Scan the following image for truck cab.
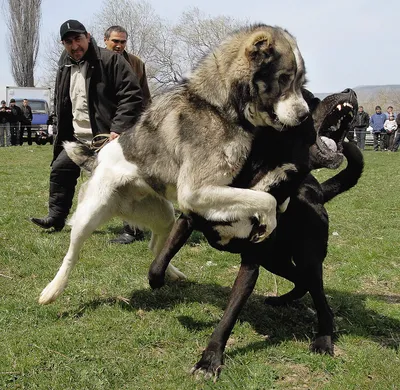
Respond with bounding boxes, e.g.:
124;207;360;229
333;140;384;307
15;98;53;145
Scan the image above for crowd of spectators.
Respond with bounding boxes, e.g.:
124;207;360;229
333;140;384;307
350;105;400;151
0;98;33;146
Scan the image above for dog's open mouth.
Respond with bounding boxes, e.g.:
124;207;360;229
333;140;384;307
310;89;358;169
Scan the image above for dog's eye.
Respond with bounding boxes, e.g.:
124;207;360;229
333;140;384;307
278;74;291;87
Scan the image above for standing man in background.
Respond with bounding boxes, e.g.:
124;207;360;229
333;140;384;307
370;105;387;151
104;25;152;244
9;99;23;146
21;99;33;145
0;100;11;147
352;105;369;150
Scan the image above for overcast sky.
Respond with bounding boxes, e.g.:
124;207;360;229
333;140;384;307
0;0;398;100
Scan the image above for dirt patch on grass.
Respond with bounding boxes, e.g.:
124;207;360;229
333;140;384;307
274;362;329;389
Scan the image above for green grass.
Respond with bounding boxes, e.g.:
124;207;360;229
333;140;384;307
0;145;399;389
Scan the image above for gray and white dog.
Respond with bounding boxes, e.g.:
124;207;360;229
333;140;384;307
39;24;309;304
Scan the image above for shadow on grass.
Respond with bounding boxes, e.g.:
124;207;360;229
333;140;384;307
62;280;400;353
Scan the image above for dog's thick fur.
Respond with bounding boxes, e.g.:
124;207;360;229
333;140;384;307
39;24;311;305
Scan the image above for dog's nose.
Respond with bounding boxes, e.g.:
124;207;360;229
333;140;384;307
341;88;357;99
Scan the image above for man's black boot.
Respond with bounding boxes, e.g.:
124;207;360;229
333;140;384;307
109;223;144;244
30;216;65;232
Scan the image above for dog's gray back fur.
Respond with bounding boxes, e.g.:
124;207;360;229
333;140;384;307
116;24;307;199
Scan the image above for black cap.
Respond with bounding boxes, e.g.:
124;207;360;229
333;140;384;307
1;100;5;104
10;98;15;103
60;19;87;40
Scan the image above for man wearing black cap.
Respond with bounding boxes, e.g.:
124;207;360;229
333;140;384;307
9;99;23;146
31;19;143;231
0;100;11;147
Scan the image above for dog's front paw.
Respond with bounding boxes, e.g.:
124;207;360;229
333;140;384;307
148;269;166;290
190;349;224;382
38;280;65;305
249;212;277;243
311;335;334;355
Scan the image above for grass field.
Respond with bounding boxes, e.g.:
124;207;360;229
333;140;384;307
0;144;399;389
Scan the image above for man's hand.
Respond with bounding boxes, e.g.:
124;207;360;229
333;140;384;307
109;131;120;140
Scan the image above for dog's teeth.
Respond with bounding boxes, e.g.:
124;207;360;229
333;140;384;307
336;104;342;111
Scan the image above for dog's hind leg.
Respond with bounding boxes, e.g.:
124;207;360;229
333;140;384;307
39;180;115;305
148;214;194;289
260;249;308;306
264;285;308;307
306;262;334;355
150;231;187;282
132;196;187;282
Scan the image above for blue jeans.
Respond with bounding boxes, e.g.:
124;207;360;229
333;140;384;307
0;122;11;147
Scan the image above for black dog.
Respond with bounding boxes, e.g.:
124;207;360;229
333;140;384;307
190;141;363;379
148;90;362;379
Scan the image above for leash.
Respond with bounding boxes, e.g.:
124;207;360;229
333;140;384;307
90;133;111;152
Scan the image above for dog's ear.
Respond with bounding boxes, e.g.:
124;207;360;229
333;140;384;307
245;32;274;63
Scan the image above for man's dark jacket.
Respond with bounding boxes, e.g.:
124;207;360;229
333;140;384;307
53;38;143;160
10;105;23;124
123;51;151;109
21;105;33;124
0;106;11;123
352;111;370;128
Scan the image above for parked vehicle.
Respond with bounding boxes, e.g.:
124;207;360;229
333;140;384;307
5;86;53;145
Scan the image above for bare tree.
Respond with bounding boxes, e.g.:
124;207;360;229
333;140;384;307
173;8;245;70
91;0;161;60
151;8;247;91
36;32;64;92
4;0;42;87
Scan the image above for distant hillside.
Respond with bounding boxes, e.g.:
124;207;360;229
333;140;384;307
315;85;400;113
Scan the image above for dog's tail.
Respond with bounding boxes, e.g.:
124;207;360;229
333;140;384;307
321;141;364;204
63;141;97;173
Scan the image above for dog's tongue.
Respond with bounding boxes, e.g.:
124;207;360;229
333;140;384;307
321;136;337;152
